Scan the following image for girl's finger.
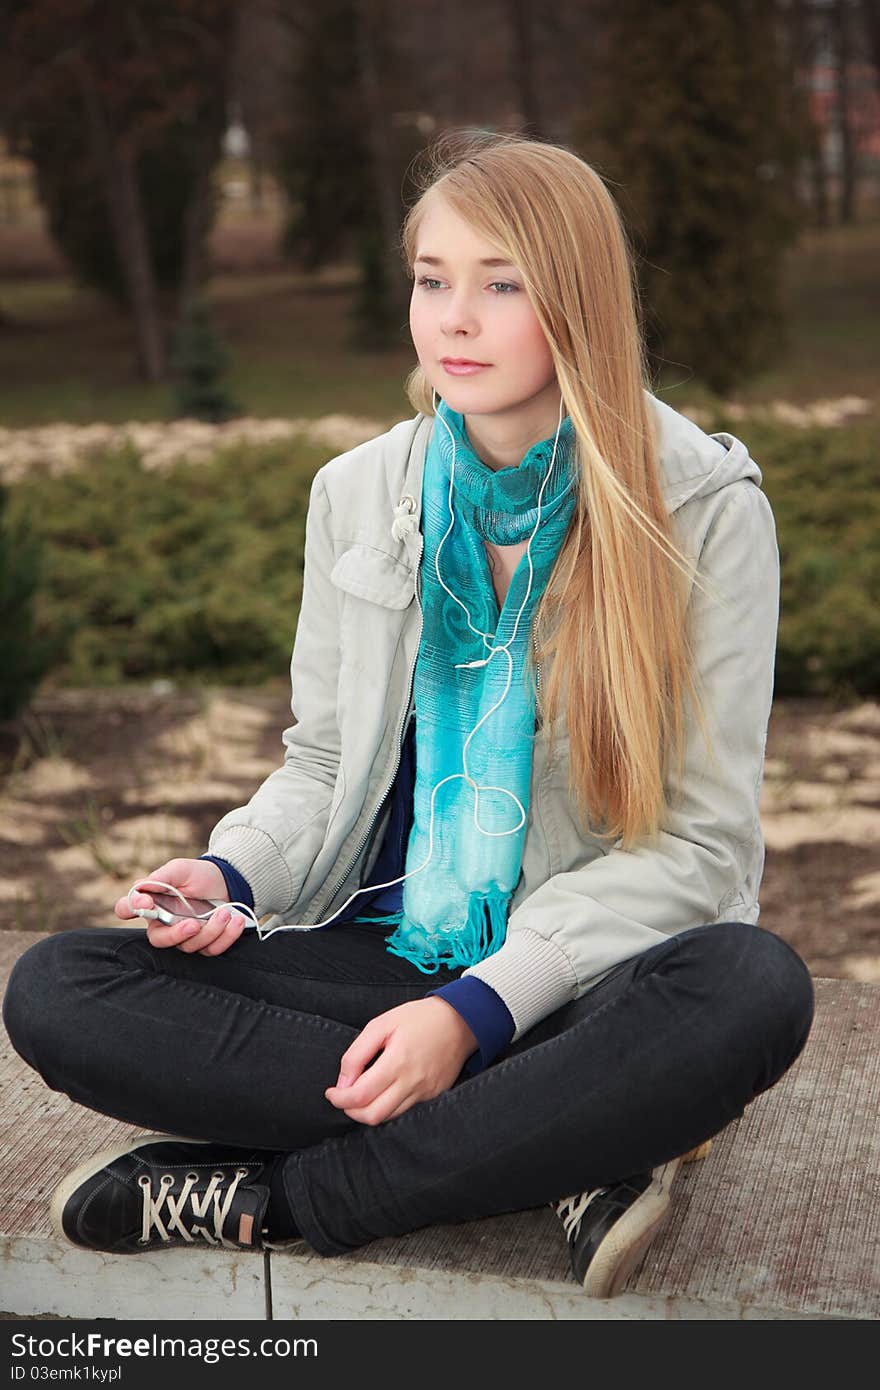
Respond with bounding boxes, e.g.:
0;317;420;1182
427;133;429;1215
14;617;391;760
176;908;232;955
197;914;246;957
115;890;153;920
383;1091;420;1123
335;1022;388;1087
343;1079;408;1127
146;918;201;950
327;1051;398;1111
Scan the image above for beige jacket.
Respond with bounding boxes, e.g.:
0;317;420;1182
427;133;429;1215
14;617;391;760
208;395;780;1041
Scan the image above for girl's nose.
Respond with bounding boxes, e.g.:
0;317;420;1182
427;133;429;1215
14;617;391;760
439;294;480;337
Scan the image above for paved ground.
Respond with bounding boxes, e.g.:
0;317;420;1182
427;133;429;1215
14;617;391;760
1;688;877;980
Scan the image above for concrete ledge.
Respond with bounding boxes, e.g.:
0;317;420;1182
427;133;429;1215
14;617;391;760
4;1236;267;1321
1;932;877;1320
264;1230;823;1321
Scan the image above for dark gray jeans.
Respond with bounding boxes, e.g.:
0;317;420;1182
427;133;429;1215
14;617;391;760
2;919;814;1255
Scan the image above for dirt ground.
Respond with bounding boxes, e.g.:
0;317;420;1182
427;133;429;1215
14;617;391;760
0;687;878;981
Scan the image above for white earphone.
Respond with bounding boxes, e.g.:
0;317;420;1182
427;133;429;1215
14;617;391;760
130;391;566;941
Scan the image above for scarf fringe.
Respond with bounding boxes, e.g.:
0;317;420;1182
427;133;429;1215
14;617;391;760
374;891;510;975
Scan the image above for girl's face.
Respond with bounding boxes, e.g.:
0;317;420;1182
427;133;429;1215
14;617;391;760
409;194;558;428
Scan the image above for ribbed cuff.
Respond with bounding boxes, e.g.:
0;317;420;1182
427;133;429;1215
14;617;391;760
205;826;297;919
463;927;578;1040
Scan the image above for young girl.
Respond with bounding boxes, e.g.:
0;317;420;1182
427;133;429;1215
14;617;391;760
3;131;814;1300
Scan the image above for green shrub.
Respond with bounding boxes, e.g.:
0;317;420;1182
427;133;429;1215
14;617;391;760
0;484;58;718
172;298;240;422
9;439;324;686
8;421;878;698
710;415;879;698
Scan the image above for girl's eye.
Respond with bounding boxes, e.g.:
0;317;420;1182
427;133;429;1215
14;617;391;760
414;276;518;294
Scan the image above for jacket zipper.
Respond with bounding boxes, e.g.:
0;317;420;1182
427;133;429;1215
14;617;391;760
299;536;425;925
533;631;542;728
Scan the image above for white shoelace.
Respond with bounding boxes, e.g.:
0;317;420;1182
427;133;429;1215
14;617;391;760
137;1167;250;1248
554;1188;609;1244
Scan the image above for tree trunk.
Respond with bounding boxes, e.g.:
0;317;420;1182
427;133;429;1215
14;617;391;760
831;0;858;223
788;0;831;225
179;124;222;321
76;64;166;381
808;117;832;227
859;0;880;93
506;0;544;136
353;0;409;322
106;146;168;380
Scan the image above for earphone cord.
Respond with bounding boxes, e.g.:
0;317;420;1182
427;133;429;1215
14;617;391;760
126;880;261;931
126;392;567;944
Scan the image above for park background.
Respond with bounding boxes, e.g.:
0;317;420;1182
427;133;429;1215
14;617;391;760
0;0;877;983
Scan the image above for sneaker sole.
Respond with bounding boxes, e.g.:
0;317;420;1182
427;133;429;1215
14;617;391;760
50;1132;209;1246
580;1158;681;1299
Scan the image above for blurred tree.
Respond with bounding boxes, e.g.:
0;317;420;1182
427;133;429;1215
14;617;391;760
274;0;371;270
578;0;811;396
353;0;413;327
0;487;57;722
783;0;833;226
862;0;880;83
831;0;880;224
504;0;546;136
832;0;859;222
25;111;220;315
350;221;400;348
171;295;239;421
0;0;240;381
229;0;293;214
778;0;875;224
273;0;415;347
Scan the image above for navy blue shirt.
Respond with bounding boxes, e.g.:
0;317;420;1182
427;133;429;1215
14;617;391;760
201;712;515;1076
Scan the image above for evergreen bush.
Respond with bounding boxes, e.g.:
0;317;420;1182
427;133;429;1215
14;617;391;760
350;223;399;350
713;414;879;699
171;298;240;423
10;439;319;686
0;485;58;719
8;423;877;698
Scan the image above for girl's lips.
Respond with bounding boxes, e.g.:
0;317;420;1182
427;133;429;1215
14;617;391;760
441;361;491;376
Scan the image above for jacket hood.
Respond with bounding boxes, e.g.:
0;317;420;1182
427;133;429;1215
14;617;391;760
648;393;762;514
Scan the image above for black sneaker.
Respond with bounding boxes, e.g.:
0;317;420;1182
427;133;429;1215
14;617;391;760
51;1135;284;1255
553;1158;681;1298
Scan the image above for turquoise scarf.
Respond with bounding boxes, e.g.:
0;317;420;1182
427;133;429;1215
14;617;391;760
360;398;578;972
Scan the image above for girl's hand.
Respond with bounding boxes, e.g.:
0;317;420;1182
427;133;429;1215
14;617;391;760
114;858;246;956
324;998;479;1126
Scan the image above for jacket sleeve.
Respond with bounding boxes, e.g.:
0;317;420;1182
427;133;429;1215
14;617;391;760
462;480;781;1041
206;470;343;917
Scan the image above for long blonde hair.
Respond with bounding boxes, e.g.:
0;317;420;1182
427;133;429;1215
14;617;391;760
400;130;714;850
